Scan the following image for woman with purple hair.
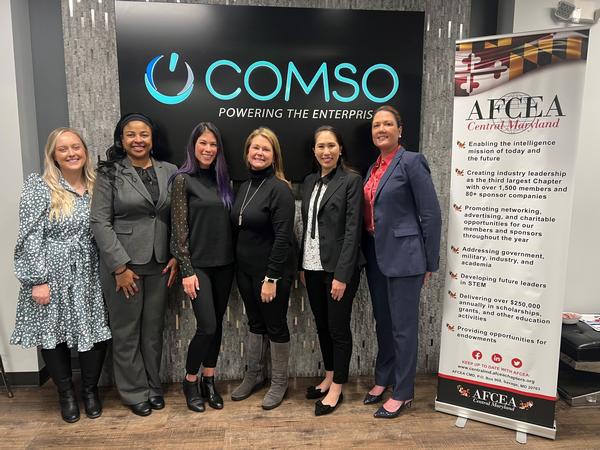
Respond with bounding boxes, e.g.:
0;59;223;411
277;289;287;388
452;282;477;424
170;122;234;412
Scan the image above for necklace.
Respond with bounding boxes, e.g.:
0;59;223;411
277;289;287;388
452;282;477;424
238;178;267;226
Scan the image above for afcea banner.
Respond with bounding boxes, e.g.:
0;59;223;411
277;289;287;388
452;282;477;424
115;2;424;181
436;28;589;439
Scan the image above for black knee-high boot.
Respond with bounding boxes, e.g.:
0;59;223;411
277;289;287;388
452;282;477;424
78;341;108;419
41;343;80;423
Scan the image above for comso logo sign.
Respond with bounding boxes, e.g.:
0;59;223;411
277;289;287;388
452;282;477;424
144;52;400;105
145;52;194;105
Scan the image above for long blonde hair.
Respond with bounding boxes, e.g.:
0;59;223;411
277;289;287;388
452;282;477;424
42;127;96;220
244;127;290;187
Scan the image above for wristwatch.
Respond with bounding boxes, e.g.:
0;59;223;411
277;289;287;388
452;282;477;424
263;276;279;285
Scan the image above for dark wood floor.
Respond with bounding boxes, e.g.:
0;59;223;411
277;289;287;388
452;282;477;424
0;374;597;449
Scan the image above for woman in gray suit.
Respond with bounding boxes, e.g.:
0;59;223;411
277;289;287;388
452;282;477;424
91;113;178;417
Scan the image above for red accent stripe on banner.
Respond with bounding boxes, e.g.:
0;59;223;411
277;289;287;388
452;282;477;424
438;373;557;401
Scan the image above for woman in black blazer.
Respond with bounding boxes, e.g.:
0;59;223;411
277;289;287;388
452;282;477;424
300;126;363;416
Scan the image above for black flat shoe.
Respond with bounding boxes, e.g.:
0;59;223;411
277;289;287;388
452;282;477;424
373;401;412;419
200;376;224;410
306;385;329;400
315;393;343;416
129;401;152;417
363;391;384;405
149;396;165;410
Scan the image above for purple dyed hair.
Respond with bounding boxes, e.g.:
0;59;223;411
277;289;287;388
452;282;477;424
170;122;233;209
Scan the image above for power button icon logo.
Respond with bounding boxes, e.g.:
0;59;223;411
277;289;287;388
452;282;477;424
144;52;194;105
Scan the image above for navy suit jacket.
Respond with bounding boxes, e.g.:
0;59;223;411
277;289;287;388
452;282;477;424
365;148;442;278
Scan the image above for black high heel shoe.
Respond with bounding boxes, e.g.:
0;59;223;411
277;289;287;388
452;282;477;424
363;390;385;405
373;400;412;419
315;393;343;416
306;385;329;400
200;375;224;410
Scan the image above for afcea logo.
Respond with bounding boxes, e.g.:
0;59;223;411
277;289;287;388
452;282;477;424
144;52;400;105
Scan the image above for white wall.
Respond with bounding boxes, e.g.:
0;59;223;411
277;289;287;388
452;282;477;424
499;0;600;313
0;0;41;373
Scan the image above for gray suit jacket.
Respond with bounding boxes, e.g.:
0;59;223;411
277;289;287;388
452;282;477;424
364;148;441;278
90;157;177;273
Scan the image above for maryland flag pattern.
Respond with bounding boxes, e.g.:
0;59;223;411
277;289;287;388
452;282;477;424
455;30;589;97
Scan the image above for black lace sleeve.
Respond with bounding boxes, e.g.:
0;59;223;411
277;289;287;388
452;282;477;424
170;174;195;278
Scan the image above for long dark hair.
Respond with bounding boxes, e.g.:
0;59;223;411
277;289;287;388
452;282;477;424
170;122;233;209
312;125;357;174
97;112;166;179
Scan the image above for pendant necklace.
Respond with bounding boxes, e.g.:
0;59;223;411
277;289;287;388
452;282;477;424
238;178;267;226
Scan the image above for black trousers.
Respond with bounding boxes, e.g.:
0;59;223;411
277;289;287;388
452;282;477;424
236;271;291;343
304;270;360;384
186;264;234;374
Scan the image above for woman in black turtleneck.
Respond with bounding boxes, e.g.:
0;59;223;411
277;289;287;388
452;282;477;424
170;122;235;413
230;127;296;410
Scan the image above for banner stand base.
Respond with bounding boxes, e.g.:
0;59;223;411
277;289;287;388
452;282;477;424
435;399;557;440
455;416;467;428
454;416;529;443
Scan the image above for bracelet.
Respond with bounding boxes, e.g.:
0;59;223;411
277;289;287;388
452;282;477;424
114;267;128;276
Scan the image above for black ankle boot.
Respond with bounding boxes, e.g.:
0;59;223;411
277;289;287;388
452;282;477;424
58;388;81;423
183;378;205;413
200;376;224;410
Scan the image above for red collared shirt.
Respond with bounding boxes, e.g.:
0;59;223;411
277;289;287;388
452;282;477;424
363;147;400;234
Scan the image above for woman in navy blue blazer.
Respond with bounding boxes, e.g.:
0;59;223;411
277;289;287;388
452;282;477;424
362;105;442;418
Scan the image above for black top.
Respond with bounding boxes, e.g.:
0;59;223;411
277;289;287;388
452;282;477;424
134;166;159;204
231;166;296;279
171;170;234;277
